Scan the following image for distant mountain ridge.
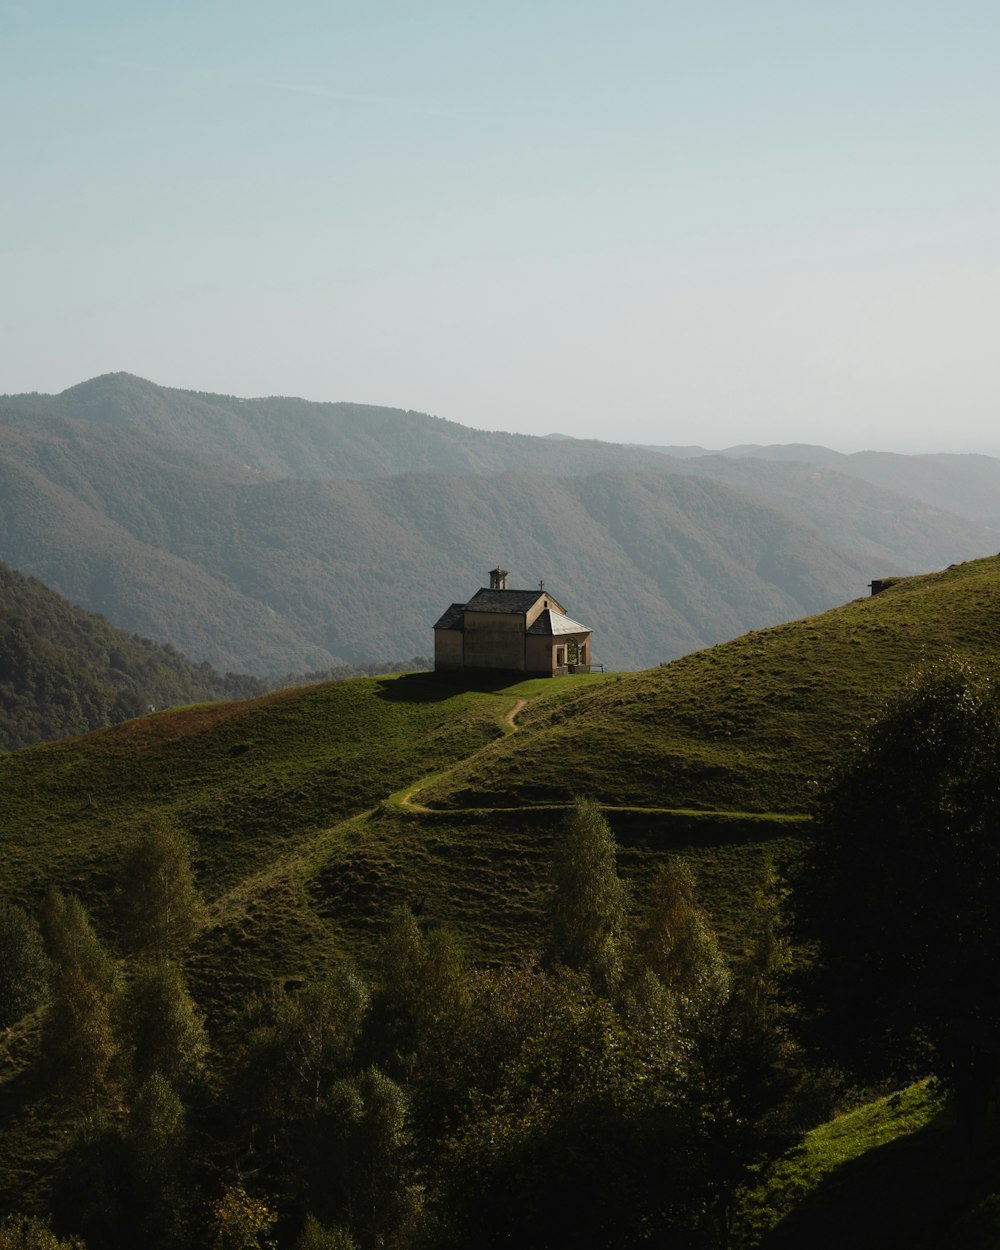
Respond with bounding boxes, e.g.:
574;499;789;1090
640;441;1000;530
2;373;998;673
8;372;663;480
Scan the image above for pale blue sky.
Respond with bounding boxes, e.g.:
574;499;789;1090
3;1;998;451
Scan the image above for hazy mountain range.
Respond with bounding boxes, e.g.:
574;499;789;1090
1;372;997;674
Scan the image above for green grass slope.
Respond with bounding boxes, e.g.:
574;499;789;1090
420;555;1000;815
743;1080;1000;1250
0;673;525;909
3;556;999;1020
4;557;1000;997
0;673;583;1012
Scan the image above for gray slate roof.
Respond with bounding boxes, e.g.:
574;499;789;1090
433;603;466;631
526;609;591;636
435;588;587;634
464;588;545;614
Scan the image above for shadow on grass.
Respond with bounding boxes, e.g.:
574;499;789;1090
373;670;530;704
760;1112;998;1250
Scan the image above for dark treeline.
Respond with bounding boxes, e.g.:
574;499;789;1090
1;805;810;1250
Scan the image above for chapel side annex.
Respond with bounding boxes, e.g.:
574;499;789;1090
433;566;592;677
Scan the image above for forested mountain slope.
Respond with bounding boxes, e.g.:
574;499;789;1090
6;372;660;479
0;405;876;671
2;374;998;673
0;561;263;750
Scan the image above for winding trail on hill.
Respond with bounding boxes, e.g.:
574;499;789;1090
208;696;534;930
396;695;529;814
503;697;528;729
207;700;535;935
205;689;805;935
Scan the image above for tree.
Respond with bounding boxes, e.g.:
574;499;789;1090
116;824;206;958
365;907;470;1086
681;870;798;1249
126;1073;192;1249
622;859;795;1249
236;962;369;1150
435;971;695;1250
116;960;208;1090
40;892;119;1107
789;660;1000;1141
316;1067;419;1249
268;967;369;1109
294;1216;356;1250
0;1216;85;1249
40;889;117;993
45;966;118;1107
544;798;628;997
0;902;51;1028
629;858;729;1010
210;1185;277;1250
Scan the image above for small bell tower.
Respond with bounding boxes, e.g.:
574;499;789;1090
489;565;509;590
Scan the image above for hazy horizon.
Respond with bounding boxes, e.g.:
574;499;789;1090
4;3;998;457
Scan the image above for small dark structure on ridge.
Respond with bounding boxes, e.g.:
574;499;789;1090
434;566;593;676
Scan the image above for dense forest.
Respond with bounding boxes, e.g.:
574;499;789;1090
0;807;797;1249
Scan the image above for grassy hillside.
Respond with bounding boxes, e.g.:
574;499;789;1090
0;674;595;1011
6;555;996;1017
2;563;1000;1244
0;653;800;1026
419;555;1000;814
0;674;524;908
740;1079;1000;1249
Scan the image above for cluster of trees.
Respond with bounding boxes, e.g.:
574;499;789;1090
3;659;1000;1247
1;805;802;1250
788;660;1000;1145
